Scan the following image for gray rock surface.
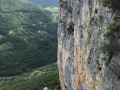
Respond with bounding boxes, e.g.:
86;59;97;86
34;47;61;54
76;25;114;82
57;0;120;90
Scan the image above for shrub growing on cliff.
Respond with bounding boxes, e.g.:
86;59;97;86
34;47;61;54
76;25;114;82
104;43;120;52
100;22;120;65
100;0;120;11
100;0;120;54
102;22;120;43
106;22;120;34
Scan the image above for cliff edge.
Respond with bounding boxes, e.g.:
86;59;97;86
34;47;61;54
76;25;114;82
57;0;120;90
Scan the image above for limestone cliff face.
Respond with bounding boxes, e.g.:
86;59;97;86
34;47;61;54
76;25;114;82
57;0;120;90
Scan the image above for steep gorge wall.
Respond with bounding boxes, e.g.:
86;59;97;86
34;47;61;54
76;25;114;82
57;0;120;90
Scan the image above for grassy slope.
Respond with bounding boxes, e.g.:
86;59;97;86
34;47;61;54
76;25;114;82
0;63;61;90
0;0;58;76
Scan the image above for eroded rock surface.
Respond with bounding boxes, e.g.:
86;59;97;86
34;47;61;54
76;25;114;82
57;0;120;90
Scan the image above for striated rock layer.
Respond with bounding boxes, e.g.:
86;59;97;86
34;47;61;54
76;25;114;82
57;0;120;90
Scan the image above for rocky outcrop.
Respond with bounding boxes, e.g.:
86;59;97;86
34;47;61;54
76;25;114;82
57;0;120;90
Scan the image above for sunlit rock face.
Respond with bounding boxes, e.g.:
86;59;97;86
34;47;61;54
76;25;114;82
57;0;120;90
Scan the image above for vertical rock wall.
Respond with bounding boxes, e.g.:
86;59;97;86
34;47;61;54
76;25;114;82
57;0;120;90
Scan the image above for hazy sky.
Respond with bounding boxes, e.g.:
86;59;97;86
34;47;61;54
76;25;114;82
28;0;58;6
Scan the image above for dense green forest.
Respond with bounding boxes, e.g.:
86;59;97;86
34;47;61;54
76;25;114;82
0;63;61;90
0;0;58;76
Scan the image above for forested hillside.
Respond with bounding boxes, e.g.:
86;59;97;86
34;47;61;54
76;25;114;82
0;0;58;76
0;63;61;90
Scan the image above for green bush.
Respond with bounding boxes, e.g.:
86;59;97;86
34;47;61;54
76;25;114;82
101;21;120;53
102;42;120;53
100;0;120;11
101;21;120;66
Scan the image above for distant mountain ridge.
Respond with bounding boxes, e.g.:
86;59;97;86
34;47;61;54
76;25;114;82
28;0;58;7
